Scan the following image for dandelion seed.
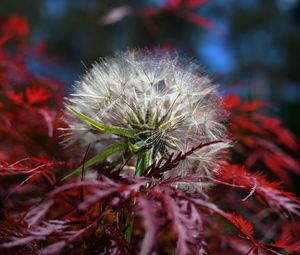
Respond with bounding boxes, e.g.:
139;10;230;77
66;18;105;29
61;50;230;177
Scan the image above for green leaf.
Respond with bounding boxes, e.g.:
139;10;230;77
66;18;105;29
61;143;125;181
128;140;145;153
135;148;153;176
67;106;135;138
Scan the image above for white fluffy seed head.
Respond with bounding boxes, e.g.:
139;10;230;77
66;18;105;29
61;50;230;176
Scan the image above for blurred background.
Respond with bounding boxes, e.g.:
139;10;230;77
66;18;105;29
1;0;300;138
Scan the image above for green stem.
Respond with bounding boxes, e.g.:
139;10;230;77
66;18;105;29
125;148;153;242
124;211;134;242
135;148;153;176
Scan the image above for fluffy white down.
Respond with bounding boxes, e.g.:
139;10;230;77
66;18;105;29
61;50;230;176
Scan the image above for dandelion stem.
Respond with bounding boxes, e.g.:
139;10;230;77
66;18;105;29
135;148;153;176
125;148;153;242
124;211;134;242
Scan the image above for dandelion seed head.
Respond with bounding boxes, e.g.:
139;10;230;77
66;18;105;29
61;50;230;176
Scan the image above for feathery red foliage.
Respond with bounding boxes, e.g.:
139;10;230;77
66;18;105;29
0;14;299;255
225;93;300;181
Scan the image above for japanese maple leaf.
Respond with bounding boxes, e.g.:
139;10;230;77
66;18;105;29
1;14;29;37
25;87;52;104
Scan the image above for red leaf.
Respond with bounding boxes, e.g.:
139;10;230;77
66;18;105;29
183;12;215;30
263;154;290;180
38;109;56;137
138;195;159;255
35;40;49;53
275;128;298;151
168;0;182;8
1;15;29;38
186;0;209;8
25;86;52;104
0;236;43;249
251;114;281;127
5;91;23;104
266;238;300;253
234;116;266;135
229;214;254;237
141;7;162;17
24;201;54;226
40;241;66;255
240;100;270;112
221;165;300;217
0;33;12;46
158;191;206;255
224;93;240;108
